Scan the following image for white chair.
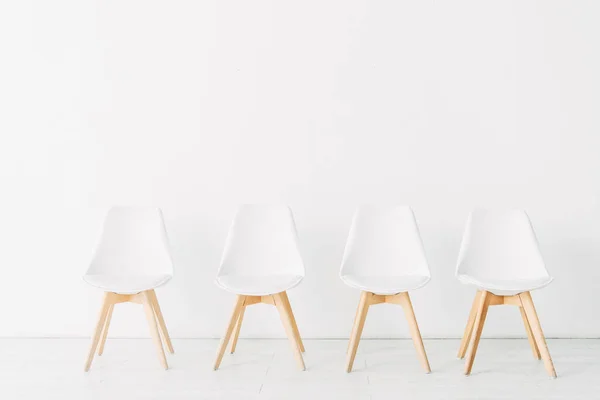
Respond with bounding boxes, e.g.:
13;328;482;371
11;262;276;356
341;205;432;373
83;207;174;371
214;205;306;370
456;209;556;378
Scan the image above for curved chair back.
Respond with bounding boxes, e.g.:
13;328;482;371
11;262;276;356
217;205;305;278
456;209;550;281
86;207;174;277
340;205;430;278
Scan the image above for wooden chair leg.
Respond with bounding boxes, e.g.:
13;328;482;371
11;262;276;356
274;293;305;371
84;292;113;371
464;291;490;375
347;298;362;354
97;304;114;356
520;306;541;360
214;295;246;370
346;291;370;373
229;306;245;354
398;292;431;373
519;292;557;378
148;290;174;354
280;291;305;353
458;290;481;359
141;291;168;370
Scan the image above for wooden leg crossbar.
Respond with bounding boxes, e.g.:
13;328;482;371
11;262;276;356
84;289;174;372
346;291;431;373
214;291;305;371
458;290;556;378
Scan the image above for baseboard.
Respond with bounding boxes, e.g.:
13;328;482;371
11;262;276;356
0;335;598;340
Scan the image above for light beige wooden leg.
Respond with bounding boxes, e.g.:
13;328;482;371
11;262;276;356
274;292;305;370
346;291;370;373
214;295;246;370
229;306;245;354
280;291;305;353
458;290;481;359
398;292;431;373
141;291;168;370
347;298;362;354
97;304;114;356
520;306;541;360
148;290;174;354
464;290;490;375
519;292;557;378
84;292;113;371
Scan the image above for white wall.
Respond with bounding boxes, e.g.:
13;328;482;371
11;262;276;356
1;0;599;339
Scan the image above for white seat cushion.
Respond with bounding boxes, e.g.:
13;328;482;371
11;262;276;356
83;274;172;294
457;274;553;296
340;274;430;295
215;274;303;296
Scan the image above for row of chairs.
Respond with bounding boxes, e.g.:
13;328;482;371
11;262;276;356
83;205;556;378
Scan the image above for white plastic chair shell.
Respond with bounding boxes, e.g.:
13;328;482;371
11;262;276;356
215;205;305;296
83;207;174;294
340;205;431;295
456;209;553;296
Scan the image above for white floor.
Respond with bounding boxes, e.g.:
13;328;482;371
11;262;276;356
0;338;597;399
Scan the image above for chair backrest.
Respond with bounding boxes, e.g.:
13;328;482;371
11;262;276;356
340;205;430;277
456;209;550;281
217;205;305;277
86;207;174;276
